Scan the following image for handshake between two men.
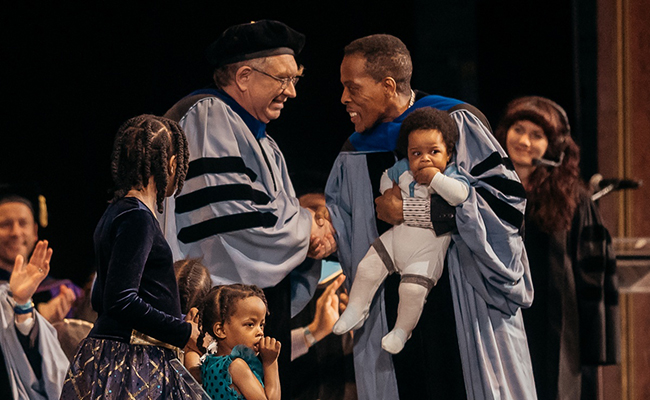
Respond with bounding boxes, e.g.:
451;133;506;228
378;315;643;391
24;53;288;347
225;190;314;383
300;193;337;260
300;185;407;260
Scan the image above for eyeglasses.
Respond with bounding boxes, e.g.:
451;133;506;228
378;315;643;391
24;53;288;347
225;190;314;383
250;67;302;91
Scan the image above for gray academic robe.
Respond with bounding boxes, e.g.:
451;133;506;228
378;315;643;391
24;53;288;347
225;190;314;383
0;283;68;400
161;89;319;316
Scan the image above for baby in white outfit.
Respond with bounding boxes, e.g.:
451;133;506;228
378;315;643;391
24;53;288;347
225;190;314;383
332;107;469;354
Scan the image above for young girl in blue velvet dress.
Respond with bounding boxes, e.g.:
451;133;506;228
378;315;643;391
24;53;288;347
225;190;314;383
193;284;281;400
60;114;200;399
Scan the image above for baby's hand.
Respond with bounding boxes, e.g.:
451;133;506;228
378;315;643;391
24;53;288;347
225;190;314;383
414;166;440;185
258;336;281;366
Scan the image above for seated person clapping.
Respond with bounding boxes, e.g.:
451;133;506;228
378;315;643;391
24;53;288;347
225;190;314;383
0;183;80;325
0;239;69;399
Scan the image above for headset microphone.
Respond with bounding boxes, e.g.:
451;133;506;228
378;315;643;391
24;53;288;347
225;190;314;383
532;153;564;168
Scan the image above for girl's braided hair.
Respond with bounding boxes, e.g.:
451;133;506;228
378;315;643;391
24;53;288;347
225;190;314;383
110;114;189;213
174;258;212;315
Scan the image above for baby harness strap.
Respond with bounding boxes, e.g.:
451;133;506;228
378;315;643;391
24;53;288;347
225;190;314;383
371;238;437;291
401;274;436;291
371;238;398;274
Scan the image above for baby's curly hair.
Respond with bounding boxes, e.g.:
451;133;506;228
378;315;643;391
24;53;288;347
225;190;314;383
196;284;268;353
110;114;189;213
395;107;458;159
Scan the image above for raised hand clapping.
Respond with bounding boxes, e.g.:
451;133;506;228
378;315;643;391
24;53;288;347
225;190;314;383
10;240;52;305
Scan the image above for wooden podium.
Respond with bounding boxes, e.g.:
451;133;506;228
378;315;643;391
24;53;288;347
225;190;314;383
612;238;650;400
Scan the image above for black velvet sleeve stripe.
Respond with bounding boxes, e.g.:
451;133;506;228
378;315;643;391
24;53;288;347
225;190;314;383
186;157;258;181
469;152;515;176
479;176;527;199
177;212;278;243
175;184;272;214
475;187;524;230
503;157;515;170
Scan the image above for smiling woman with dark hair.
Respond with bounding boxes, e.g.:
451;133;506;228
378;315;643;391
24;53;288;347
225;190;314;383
495;96;620;400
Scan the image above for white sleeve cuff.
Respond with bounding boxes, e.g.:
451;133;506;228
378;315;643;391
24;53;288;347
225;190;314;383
429;173;469;206
15;316;35;335
291;328;309;361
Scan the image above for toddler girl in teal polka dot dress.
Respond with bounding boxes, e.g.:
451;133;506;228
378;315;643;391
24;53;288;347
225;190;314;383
193;284;281;400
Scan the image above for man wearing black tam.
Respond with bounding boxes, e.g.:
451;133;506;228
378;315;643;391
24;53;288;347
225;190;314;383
161;20;336;399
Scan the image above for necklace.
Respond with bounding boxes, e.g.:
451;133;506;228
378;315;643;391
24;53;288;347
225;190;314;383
408;90;415;108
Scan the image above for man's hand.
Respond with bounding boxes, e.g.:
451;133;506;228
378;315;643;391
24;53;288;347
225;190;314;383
413;166;440;186
37;284;76;324
10;240;52;305
312;205;331;228
307;210;337;259
300;193;337;259
308;274;346;342
375;184;404;225
300;193;331;227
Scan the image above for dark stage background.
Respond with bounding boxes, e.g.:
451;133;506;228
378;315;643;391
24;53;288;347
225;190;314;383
1;1;596;285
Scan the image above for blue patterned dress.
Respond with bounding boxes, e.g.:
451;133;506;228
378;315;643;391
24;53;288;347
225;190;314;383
201;345;263;400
